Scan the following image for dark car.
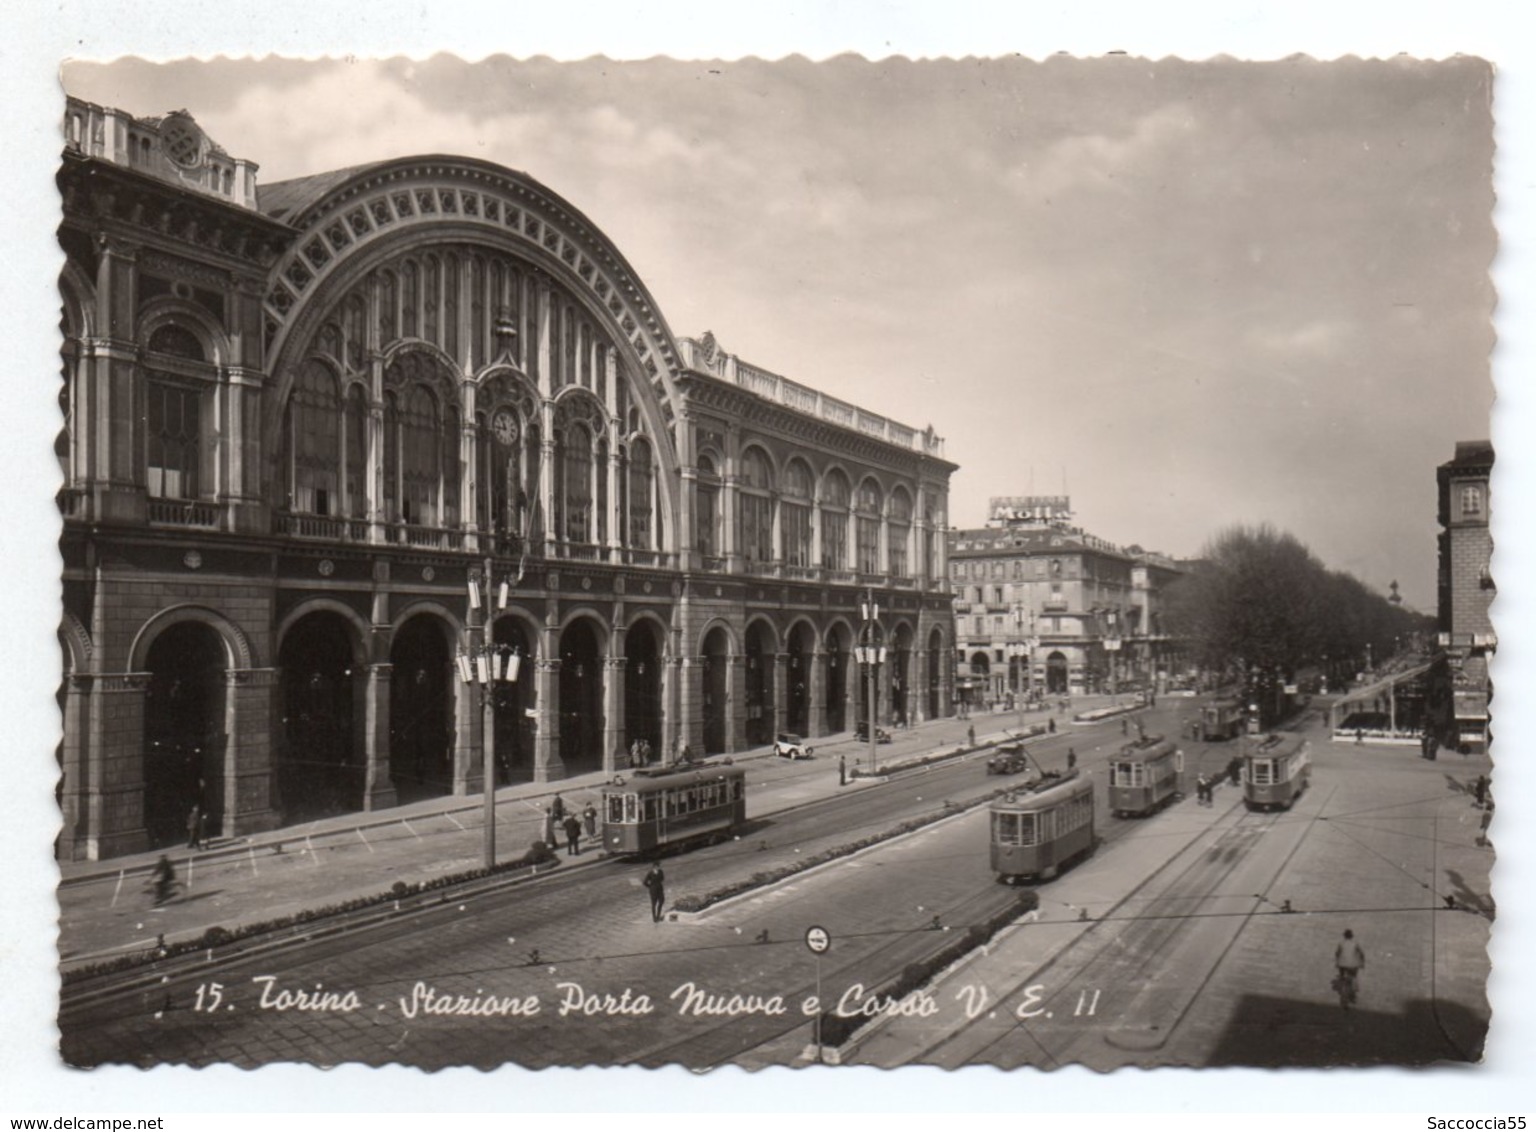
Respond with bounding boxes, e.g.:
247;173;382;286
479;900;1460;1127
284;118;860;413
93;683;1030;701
855;721;893;744
987;744;1030;775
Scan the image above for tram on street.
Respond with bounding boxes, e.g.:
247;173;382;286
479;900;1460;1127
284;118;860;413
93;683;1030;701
601;761;748;856
1107;735;1182;817
1242;733;1311;811
990;770;1096;883
1197;696;1246;741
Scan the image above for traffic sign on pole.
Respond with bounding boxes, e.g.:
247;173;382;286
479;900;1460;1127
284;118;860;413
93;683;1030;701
804;925;831;954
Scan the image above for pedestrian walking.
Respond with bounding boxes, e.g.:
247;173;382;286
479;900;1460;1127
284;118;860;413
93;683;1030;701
838;754;847;787
1478;798;1495;846
643;862;666;922
641;739;653;765
550;793;566;823
542;805;556;848
583;801;598;839
1047;718;1056;735
149;854;176;907
1355;728;1364;745
1228;757;1242;787
1473;775;1488;807
967;724;976;748
562;814;582;856
1067;747;1077;771
630;739;643;769
1196;773;1210;806
185;802;203;850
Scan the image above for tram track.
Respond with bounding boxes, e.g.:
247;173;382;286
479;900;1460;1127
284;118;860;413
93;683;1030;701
894;785;1319;1068
59;742;1013;1017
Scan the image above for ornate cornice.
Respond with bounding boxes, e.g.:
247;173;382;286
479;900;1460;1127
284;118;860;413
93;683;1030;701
59;153;293;273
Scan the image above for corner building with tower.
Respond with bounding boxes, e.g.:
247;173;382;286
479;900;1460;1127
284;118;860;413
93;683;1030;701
56;100;957;860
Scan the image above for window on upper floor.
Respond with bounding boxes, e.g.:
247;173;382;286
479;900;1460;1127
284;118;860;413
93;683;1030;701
1461;485;1484;517
146;380;202;500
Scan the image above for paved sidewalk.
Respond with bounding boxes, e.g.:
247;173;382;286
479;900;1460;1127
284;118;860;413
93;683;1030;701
58;711;1060;969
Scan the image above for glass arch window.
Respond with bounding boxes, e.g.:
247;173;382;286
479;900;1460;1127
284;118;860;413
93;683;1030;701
695;452;720;559
888;486;913;578
561;422;594;545
739;446;774;567
781;459;813;568
820;469;851;570
289;361;341;516
399;385;440;526
627;437;653;549
855;478;884;575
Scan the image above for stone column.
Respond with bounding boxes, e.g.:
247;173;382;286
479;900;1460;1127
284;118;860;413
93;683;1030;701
729;651;748;753
808;648;828;738
362;662;398;810
675;654;699;760
223;667;281;839
57;673;93;861
87;672;152;859
533;656;565;781
772;651;789;744
603;654;627;774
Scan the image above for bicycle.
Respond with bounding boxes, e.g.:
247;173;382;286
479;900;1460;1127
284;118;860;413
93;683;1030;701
1334;966;1359;1009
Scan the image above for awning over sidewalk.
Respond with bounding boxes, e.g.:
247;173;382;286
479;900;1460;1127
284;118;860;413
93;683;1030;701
1329;662;1434;734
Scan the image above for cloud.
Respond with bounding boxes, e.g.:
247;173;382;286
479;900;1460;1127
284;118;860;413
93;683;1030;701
1006;103;1196;199
1247;319;1355;355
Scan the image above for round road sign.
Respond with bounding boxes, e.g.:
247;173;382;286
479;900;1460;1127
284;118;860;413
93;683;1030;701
804;925;831;954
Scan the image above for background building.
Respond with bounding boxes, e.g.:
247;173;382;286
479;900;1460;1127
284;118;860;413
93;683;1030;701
56;99;956;860
1436;439;1495;751
946;497;1184;705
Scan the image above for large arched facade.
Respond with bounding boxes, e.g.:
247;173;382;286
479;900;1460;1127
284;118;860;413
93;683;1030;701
55;101;958;860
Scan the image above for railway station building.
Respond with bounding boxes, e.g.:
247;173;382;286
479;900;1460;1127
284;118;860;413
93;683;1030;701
55;99;958;860
946;497;1185;705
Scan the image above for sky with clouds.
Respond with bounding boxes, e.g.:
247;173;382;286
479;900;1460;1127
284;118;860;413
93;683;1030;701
63;55;1494;609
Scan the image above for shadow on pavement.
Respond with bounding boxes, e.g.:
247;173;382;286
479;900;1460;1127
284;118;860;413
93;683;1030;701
1205;992;1487;1067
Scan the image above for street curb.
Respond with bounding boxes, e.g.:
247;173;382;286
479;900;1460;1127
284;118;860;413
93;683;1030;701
669;789;998;923
57;747;786;889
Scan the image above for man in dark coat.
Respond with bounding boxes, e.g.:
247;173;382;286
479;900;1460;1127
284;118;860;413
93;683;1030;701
643;863;666;922
562;813;582;856
186;803;203;850
550;793;566;822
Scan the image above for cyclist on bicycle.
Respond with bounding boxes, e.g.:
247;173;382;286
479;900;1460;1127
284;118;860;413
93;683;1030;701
1335;929;1366;1006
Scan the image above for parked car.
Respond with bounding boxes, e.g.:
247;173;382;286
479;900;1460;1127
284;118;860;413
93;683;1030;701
987;744;1031;775
854;721;893;744
773;733;815;760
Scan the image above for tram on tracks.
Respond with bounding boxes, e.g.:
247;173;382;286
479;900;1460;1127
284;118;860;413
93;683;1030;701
1197;696;1246;741
1107;735;1182;817
600;761;748;856
990;770;1096;883
1242;733;1311;811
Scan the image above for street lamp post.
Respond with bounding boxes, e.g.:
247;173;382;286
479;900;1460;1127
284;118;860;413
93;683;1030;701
457;557;520;869
857;591;886;775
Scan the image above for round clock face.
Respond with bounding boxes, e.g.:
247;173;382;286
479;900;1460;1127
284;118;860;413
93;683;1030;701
492;410;518;446
161;115;204;169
